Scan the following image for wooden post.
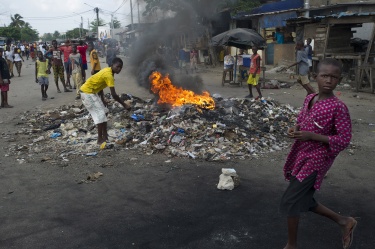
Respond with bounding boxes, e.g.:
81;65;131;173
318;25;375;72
358;22;375;90
322;23;331;59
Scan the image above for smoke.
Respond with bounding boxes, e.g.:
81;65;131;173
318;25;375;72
129;0;222;94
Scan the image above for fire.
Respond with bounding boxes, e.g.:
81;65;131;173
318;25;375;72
149;71;215;109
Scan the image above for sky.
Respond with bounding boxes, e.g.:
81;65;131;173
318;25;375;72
0;0;144;35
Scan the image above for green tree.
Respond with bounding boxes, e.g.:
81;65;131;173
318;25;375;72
0;27;20;40
9;14;26;28
110;17;121;29
53;31;61;39
89;18;106;32
21;27;39;42
65;28;88;39
41;33;54;42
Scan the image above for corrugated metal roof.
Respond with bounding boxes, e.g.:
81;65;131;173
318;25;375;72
233;0;304;19
287;11;375;23
316;11;375;19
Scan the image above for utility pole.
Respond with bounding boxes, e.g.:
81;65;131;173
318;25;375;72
111;14;114;38
88;18;90;30
79;22;81;38
81;16;83;38
137;0;140;24
130;0;134;31
95;7;100;40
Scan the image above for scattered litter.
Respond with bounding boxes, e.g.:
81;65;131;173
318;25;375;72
5;94;299;162
86;152;98;156
86;172;103;181
50;132;61;139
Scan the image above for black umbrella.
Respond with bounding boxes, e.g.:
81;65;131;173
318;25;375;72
211;28;266;49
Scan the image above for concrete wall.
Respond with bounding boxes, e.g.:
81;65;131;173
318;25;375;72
273;44;295;66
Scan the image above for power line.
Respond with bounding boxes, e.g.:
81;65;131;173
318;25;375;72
21;10;92;21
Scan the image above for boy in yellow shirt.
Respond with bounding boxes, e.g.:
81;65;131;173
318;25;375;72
80;57;131;144
35;51;51;100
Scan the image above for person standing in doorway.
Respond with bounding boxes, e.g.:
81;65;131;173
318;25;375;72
274;27;285;44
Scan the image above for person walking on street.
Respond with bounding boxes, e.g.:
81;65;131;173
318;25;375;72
13;47;24;77
30;43;36;61
0;48;13;108
59;40;74;89
88;42;101;75
280;58;357;249
49;40;71;93
4;46;14;78
80;58;131;145
35;51;51;101
190;47;198;73
25;44;30;60
106;44;117;67
77;40;88;81
69;45;83;99
287;41;315;95
246;46;262;99
305;38;313;80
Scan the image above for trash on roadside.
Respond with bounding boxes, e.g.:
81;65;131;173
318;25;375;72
86;152;98;156
50;132;62;139
5;94;300;163
87;172;103;181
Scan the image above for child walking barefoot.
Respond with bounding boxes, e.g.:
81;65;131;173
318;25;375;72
35;51;51;100
246;46;262;99
280;58;357;249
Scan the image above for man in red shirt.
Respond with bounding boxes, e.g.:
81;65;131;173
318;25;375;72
77;40;88;81
246;46;262;99
59;40;73;88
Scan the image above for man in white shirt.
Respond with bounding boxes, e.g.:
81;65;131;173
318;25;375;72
20;44;25;56
4;46;14;78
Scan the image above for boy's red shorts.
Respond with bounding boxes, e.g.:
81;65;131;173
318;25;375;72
0;83;10;92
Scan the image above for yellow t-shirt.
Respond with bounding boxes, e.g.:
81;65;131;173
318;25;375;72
80;67;115;94
37;59;49;77
90;49;101;71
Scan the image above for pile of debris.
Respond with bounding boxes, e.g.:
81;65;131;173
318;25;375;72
4;94;299;162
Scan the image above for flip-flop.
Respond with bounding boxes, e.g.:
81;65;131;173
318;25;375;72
342;220;357;249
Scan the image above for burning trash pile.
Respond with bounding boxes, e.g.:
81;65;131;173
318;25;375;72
4;72;299;163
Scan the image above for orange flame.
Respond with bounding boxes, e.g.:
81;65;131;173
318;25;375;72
149;71;215;109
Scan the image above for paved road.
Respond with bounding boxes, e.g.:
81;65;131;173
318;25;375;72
0;56;374;249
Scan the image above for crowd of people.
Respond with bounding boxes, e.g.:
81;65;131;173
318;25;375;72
0;38;125;109
0;38;128;146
